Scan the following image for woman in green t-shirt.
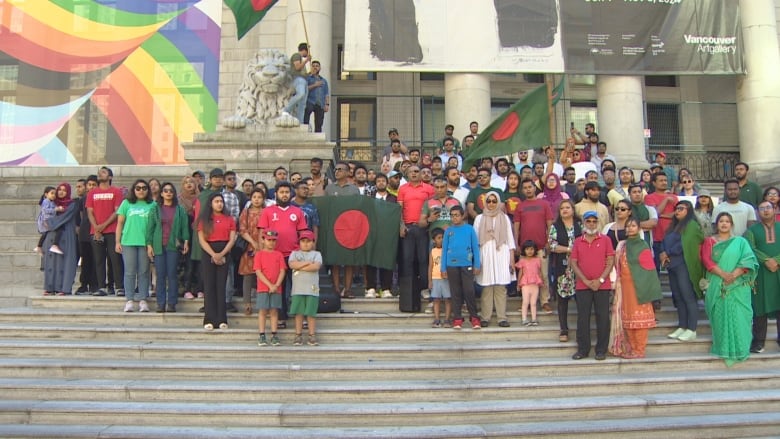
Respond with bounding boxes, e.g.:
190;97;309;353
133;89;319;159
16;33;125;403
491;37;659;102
116;179;156;313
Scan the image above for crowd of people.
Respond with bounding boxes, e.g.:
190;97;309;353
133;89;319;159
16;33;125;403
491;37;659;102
34;121;780;362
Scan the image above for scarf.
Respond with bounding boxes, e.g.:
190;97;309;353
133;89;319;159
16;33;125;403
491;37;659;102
178;176;199;217
631;202;652;247
478;191;510;250
541;174;564;213
680;219;705;298
55;182;73;209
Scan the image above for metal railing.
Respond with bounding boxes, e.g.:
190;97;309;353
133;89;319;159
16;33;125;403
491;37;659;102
646;150;740;182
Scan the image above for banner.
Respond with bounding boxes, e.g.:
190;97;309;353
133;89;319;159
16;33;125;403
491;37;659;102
343;0;742;75
311;196;401;270
560;0;743;74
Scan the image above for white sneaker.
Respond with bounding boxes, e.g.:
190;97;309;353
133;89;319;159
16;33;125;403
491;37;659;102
380;289;393;299
49;245;64;255
677;329;697;341
280;110;292;118
667;328;685;339
138;300;150;313
364;288;376;298
123;301;134;312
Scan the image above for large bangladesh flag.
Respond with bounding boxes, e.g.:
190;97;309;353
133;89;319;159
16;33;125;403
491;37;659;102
312;196;401;270
225;0;279;40
462;84;551;170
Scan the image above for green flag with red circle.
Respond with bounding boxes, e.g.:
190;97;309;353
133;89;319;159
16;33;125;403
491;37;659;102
462;84;551;170
311;195;401;270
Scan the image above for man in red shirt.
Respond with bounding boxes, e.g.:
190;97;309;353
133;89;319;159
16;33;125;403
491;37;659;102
570;211;615;361
258;182;308;325
86;166;124;296
397;165;434;312
643;173;677;273
513;179;554;313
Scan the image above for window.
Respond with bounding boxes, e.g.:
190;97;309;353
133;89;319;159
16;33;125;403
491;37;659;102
645;76;677;87
337;98;376;161
421;97;444;147
646;103;680;149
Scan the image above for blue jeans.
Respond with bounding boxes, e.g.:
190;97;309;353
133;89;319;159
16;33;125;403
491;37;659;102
284;76;308;122
154;249;179;307
122;245;149;301
667;263;698;330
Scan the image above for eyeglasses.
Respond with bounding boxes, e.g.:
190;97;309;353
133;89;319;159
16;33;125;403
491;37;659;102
486;199;498;204
162;188;174;193
614;207;629;212
478;174;490;179
584;219;598;223
767;192;779;197
675;206;687;211
758;206;775;211
134;186;148;191
335;167;348;171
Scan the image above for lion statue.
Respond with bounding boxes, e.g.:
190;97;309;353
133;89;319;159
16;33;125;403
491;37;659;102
222;49;300;129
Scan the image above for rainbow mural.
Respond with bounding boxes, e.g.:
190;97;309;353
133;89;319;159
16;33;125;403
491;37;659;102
0;0;222;165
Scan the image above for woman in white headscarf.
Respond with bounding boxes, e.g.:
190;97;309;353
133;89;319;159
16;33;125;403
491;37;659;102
474;190;516;327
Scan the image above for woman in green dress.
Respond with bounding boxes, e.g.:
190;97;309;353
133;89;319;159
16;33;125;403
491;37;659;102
701;212;758;367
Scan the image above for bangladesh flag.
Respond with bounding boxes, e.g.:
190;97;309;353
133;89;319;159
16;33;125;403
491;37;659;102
462;84;551;170
311;196;401;270
551;78;565;106
225;0;278;40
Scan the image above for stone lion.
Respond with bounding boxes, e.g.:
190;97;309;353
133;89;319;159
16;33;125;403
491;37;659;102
222;49;299;129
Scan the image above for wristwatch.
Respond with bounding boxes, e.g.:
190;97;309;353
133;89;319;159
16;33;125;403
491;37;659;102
598;277;605;283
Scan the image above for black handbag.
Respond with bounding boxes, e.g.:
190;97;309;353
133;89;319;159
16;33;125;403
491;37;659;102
318;291;341;313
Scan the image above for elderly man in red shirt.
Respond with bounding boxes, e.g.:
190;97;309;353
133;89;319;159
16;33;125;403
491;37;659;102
397;165;434;312
570;211;615;361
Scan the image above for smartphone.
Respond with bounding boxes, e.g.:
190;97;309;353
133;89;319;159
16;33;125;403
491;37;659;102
570;122;575;129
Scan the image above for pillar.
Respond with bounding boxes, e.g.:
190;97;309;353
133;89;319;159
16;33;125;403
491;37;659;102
736;0;780;184
286;0;333;137
596;75;648;170
444;73;491;144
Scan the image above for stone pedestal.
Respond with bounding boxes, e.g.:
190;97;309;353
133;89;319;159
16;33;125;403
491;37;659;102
183;126;335;180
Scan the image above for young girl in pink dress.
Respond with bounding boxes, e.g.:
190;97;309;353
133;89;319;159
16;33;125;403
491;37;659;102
516;240;545;326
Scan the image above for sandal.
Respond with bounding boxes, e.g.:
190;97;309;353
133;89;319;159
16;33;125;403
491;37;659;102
244;304;252;316
340;288;355;299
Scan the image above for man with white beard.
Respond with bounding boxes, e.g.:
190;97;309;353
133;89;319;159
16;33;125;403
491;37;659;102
570;211;615;361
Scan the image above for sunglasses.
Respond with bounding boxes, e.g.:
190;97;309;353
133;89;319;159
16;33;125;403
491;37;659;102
134;186;148;191
335;167;348;171
162;188;174;193
478;174;490;178
614;207;629;212
485;199;498;204
682;180;692;184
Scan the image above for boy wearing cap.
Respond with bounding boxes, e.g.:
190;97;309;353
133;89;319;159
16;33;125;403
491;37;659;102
254;230;287;347
288;230;323;346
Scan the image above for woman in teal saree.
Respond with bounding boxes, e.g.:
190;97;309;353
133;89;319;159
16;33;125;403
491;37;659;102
701;212;758;367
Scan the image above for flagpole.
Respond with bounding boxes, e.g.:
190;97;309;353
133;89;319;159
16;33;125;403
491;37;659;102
299;0;312;61
546;75;556;148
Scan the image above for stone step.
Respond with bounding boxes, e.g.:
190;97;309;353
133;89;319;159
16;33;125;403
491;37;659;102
0;335;724;362
0;307;708;332
3;368;778;403
28;294;679;316
1;411;779;438
1;352;778;382
2;389;779;428
0;320;716;344
0;237;40;253
0;220;36;238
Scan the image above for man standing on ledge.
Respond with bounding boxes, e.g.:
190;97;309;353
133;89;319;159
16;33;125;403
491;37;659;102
304;60;329;133
281;42;309;123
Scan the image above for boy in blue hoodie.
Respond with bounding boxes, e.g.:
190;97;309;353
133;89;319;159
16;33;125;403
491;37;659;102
441;205;481;330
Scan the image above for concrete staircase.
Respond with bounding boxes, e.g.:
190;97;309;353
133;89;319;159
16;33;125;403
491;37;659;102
0;295;779;438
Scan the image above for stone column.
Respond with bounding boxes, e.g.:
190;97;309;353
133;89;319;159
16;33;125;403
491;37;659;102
286;0;333;136
596;75;648;169
736;0;780;184
444;73;491;144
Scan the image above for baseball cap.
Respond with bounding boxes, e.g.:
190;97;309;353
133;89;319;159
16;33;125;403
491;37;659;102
582;211;599;220
299;230;316;242
650;162;663;169
655;152;667;158
192;170;205;179
698;189;711;198
262;230;279;240
387;170;401;178
210;168;224;178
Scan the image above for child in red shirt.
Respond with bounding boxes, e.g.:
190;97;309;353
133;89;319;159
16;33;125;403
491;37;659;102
254;230;287;346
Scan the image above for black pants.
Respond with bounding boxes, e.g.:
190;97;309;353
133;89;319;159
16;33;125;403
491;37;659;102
575;289;610;356
558;296;573;333
92;233;124;290
303;103;325;133
78;240;97;291
752;313;780;348
201;241;228;327
447;267;477;321
367;265;393;291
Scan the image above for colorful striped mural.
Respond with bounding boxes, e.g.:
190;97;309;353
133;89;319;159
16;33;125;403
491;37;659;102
0;0;222;165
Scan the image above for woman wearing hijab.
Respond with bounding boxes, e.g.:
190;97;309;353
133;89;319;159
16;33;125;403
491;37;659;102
537;173;569;219
178;175;201;299
42;183;80;296
474;191;516;327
